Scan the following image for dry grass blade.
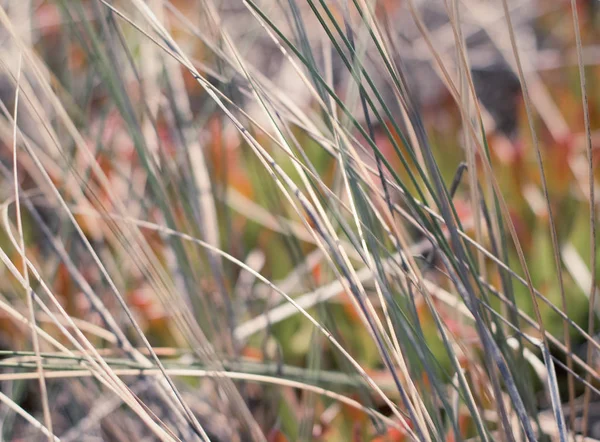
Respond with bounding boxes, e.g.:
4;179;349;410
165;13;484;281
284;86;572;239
10;53;54;441
569;0;598;437
498;0;576;434
0;1;598;441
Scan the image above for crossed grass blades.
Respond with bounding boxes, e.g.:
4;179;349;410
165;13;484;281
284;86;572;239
0;0;598;441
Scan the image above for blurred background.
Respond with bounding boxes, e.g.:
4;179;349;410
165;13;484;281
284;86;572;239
0;0;599;441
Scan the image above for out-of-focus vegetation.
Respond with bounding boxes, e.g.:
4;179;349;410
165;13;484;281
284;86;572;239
0;0;599;440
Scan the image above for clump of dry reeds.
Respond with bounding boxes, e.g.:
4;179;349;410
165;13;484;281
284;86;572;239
0;0;598;441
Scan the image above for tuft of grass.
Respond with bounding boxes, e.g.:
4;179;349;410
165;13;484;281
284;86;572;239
0;0;598;441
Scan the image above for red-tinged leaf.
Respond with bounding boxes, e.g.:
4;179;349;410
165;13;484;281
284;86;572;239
311;262;322;285
544;132;574;197
444;317;478;342
36;4;62;36
445;412;472;441
340;291;362;323
241;346;264;361
267;428;289;442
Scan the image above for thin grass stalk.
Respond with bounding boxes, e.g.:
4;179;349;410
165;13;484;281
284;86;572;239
569;0;598;438
9;53;55;442
498;1;577;437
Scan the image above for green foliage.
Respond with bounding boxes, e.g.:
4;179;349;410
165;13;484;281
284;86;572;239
0;1;598;441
